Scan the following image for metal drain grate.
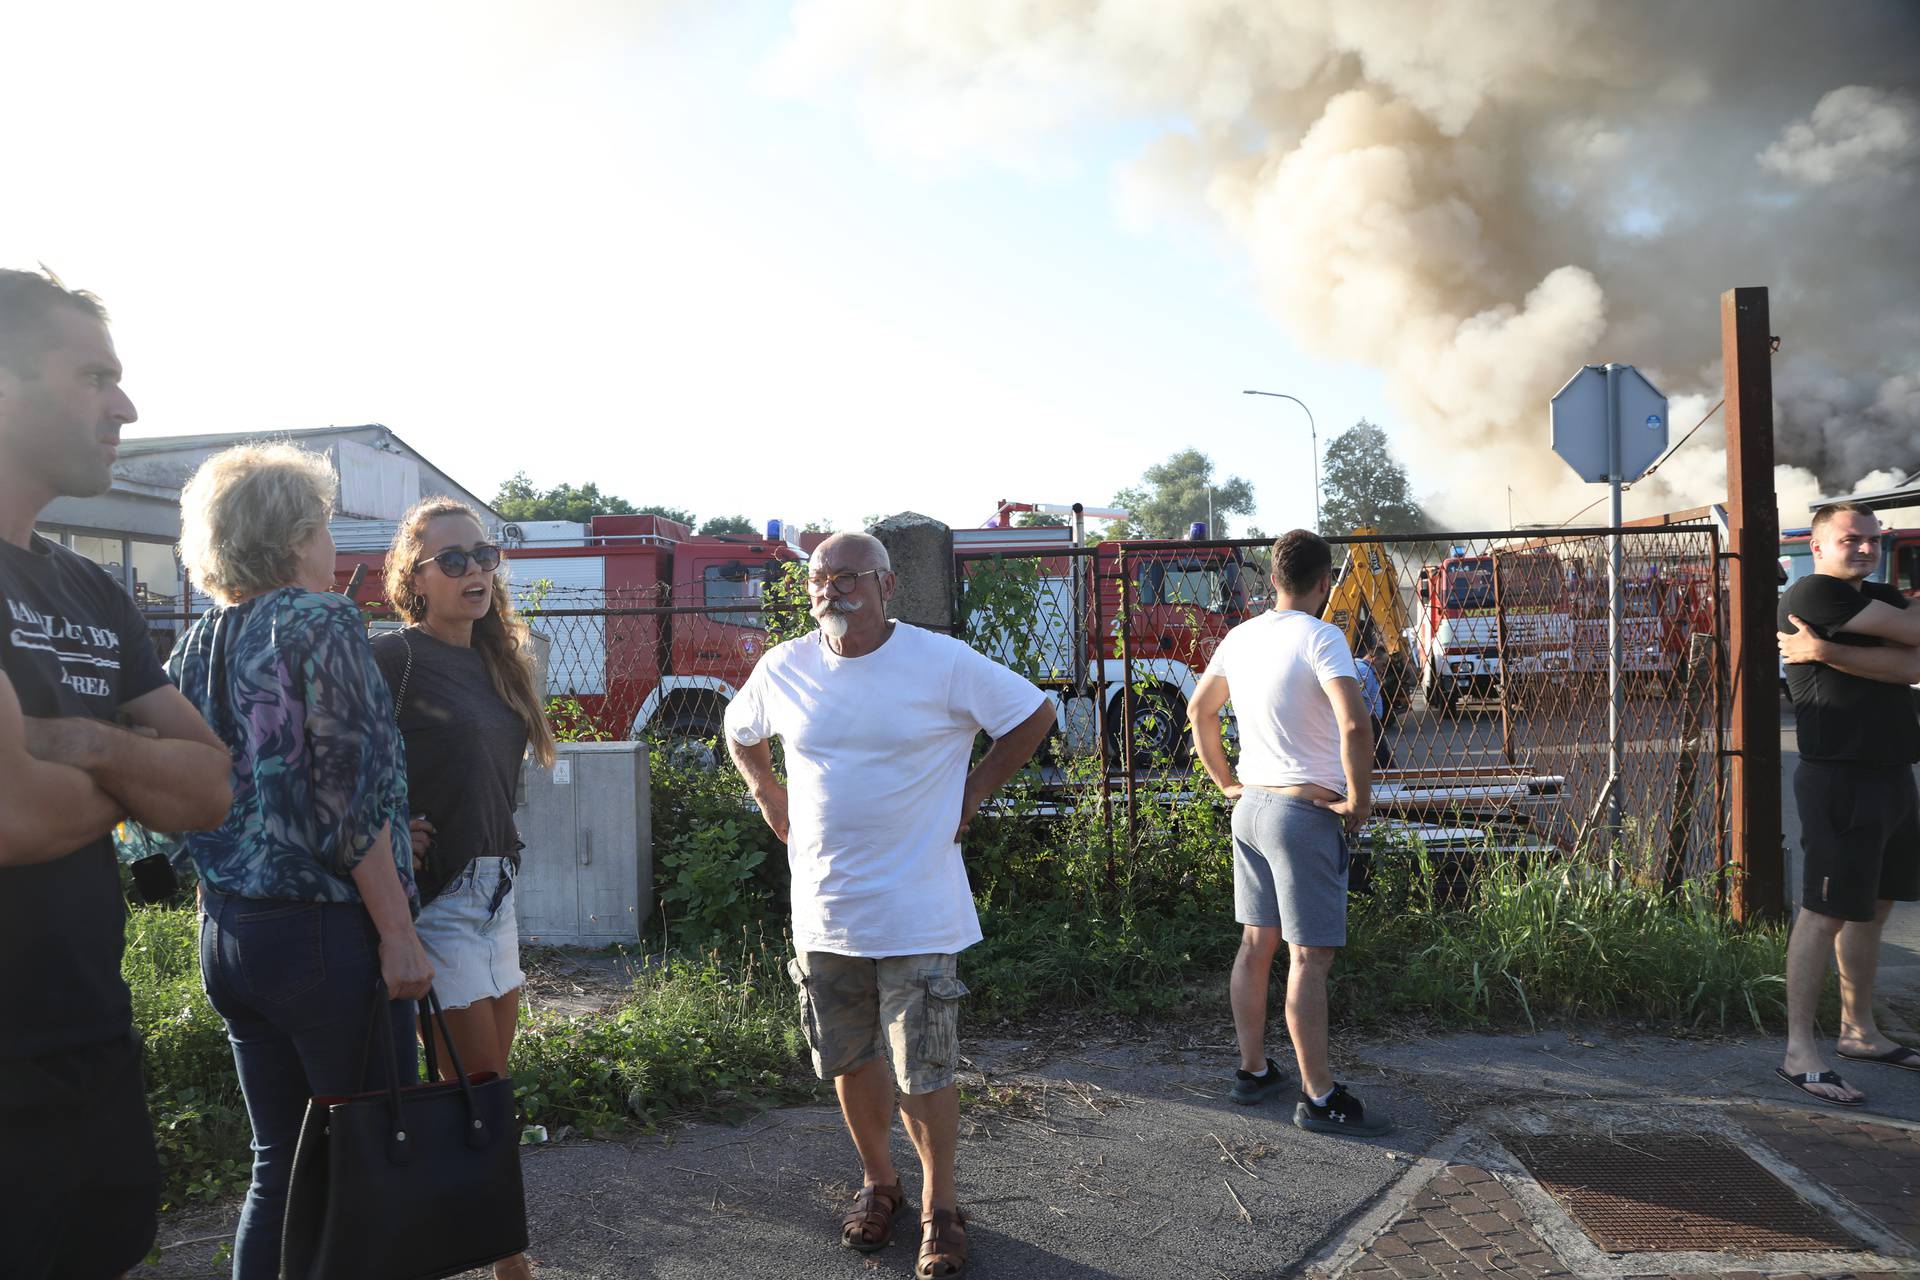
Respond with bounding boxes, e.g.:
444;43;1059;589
1507;1133;1859;1254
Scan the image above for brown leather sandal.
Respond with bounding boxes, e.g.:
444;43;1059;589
840;1181;908;1252
916;1207;969;1278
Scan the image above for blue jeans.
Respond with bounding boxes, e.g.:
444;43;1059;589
200;886;418;1280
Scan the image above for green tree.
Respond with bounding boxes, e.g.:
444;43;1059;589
699;515;757;536
494;472;645;524
1319;420;1427;535
1109;449;1254;539
636;504;698;527
1015;510;1066;528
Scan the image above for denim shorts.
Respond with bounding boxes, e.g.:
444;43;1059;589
785;952;970;1095
1232;789;1351;946
414;858;526;1010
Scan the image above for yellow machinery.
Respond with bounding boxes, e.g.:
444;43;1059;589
1320;526;1416;721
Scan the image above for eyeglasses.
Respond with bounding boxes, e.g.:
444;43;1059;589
414;543;503;577
806;568;887;595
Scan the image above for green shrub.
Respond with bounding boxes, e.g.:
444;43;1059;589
648;746;786;951
123;905;251;1209
658;820;769;948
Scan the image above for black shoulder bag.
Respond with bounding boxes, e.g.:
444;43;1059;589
280;982;527;1279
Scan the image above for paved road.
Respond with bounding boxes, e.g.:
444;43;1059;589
136;1022;1920;1280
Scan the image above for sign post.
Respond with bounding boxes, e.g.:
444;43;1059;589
1551;363;1669;854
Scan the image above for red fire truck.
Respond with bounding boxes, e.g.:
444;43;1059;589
1565;569;1714;684
334;513;805;745
338;504;1256;764
967;502;1255;763
1413;548;1572;717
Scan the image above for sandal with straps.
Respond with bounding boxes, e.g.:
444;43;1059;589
840;1181;908;1253
916;1207;969;1278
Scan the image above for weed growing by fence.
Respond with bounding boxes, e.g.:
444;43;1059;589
510;945;813;1132
648;744;787;950
1339;835;1788;1031
123;906;250;1209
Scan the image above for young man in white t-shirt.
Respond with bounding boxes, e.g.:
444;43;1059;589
1189;529;1391;1138
725;532;1053;1276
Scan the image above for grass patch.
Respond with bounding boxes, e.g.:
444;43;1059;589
123;906;251;1210
510;945;815;1133
125;908;814;1207
1339;838;1790;1031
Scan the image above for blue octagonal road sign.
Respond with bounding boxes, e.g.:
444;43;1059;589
1549;364;1669;483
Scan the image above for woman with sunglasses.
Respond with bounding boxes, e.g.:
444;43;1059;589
374;499;556;1280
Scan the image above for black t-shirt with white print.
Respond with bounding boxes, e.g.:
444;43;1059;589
0;534;169;1059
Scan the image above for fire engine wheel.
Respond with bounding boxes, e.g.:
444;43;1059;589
1425;665;1462;720
660;714;726;771
1106;686;1191;770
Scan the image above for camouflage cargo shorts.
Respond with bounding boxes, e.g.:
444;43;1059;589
784;951;970;1095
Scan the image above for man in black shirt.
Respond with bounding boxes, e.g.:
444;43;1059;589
0;269;233;1278
1774;501;1920;1108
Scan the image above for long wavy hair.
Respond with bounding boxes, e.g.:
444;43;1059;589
384;498;557;768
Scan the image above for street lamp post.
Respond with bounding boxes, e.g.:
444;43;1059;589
1242;389;1319;530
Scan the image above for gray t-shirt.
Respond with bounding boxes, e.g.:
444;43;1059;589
372;628;529;904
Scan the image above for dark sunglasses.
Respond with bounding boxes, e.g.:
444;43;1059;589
414;543;503;577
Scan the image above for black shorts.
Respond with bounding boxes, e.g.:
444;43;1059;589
0;1033;160;1279
1795;760;1920;922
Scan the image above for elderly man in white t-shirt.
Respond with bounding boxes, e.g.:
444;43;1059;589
1189;529;1391;1138
725;531;1052;1277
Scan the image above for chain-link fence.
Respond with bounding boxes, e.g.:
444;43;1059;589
956;526;1728;888
141;523;1728;886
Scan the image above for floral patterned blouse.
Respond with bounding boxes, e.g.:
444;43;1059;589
165;588;415;906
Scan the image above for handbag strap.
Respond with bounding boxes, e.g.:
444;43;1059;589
393;629;415;722
360;980;493;1164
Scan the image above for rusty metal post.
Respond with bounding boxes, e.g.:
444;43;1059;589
1491;546;1516;767
1118;548;1138;857
1662;628;1718;893
1721;287;1783;922
1712;526;1731;894
1090;545;1115;865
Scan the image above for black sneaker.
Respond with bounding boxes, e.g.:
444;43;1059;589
1230;1058;1287;1105
1294;1083;1393;1137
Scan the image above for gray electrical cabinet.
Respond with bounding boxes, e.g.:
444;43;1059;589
516;742;652;946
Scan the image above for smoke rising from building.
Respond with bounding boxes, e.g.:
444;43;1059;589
774;0;1920;524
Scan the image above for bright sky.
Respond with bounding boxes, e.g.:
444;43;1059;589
2;2;1386;536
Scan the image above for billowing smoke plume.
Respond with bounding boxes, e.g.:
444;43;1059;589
773;0;1920;526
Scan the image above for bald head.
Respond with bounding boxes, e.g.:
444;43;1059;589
812;532;891;574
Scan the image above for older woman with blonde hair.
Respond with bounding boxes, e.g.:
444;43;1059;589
167;443;431;1280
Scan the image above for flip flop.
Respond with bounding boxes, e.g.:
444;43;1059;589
1837;1044;1920;1073
1774;1067;1865;1108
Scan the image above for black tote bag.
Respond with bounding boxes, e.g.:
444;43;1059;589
281;983;527;1280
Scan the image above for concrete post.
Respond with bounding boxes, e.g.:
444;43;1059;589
868;512;956;634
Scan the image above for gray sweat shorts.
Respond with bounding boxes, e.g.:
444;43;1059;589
1231;789;1351;947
